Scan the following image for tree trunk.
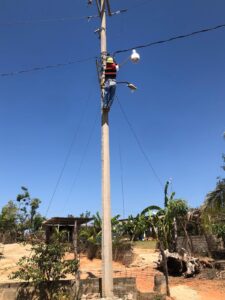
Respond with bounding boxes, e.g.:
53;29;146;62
159;240;170;297
182;222;193;255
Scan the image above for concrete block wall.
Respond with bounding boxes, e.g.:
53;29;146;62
0;277;137;300
177;235;208;254
177;235;223;255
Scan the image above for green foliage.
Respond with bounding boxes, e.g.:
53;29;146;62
79;211;91;218
166;199;188;220
0;200;18;242
78;212;102;259
11;232;79;300
201;140;225;245
17;187;44;235
78;212;132;261
203;178;225;213
0;187;45;243
142;182;188;250
11;232;79;283
201;178;225;243
212;224;225;244
0;200;18;230
141;205;161;216
122;214;149;241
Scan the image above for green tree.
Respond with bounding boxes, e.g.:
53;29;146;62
201;178;225;244
0;188;44;243
202;179;225;213
16;187;44;237
142;182;188;251
201;136;225;244
122;214;149;241
11;233;78;282
78;212;130;260
0;200;18;243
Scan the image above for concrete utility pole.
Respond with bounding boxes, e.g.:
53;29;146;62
99;0;113;298
91;1;139;297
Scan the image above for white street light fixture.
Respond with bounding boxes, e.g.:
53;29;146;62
127;83;137;91
130;49;140;63
117;81;138;91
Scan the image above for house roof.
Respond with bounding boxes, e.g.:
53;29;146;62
42;217;93;227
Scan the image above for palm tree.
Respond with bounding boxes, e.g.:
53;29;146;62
203;179;225;213
201;135;225;245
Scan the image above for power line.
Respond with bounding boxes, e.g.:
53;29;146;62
114;22;225;55
0;9;127;26
0;56;96;77
118;136;126;218
117;97;164;189
63;106;99;214
2;22;224;78
0;15;91;26
45;77;96;217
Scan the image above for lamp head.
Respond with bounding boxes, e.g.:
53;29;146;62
127;83;137;91
130;49;140;63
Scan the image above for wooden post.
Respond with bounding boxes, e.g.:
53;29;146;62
159;241;170;297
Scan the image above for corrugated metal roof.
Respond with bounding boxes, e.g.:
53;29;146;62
42;217;93;226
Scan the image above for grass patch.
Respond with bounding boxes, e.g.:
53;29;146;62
133;240;157;249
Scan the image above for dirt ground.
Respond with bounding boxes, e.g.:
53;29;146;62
0;243;31;282
0;243;225;300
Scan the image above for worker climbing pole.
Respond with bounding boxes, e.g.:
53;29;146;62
102;55;119;110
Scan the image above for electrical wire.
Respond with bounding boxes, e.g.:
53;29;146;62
0;15;97;26
2;22;224;78
0;9;127;26
63;106;99;214
114;22;225;55
44;77;96;217
118;136;126;218
117;97;164;189
0;56;96;77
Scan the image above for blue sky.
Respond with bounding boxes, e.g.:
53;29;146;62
0;0;224;218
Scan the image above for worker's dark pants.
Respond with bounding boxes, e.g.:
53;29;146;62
103;79;116;108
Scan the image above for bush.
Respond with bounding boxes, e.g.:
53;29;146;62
11;241;79;283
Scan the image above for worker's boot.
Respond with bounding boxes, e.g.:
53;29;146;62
102;106;110;112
